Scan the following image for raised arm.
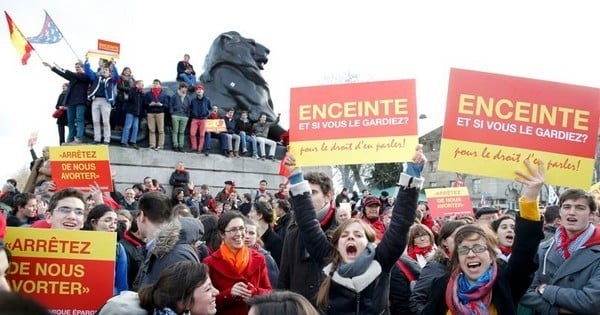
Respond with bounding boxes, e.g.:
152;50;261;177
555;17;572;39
285;155;334;266
507;159;545;303
374;173;419;271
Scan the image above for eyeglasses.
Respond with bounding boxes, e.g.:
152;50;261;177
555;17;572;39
224;226;246;234
55;207;85;216
457;244;488;256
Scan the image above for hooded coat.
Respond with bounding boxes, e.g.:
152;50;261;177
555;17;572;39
134;218;202;290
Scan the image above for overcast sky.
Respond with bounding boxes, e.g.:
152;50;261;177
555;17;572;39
2;0;600;183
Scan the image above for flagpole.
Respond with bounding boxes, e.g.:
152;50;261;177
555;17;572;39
44;10;79;60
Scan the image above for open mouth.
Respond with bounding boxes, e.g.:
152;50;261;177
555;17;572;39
346;244;357;259
505;235;514;242
466;262;481;271
62;220;79;229
566;217;578;223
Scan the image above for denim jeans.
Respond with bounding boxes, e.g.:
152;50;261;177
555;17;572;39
67;104;87;141
239;131;258;155
178;73;197;87
121;113;139;144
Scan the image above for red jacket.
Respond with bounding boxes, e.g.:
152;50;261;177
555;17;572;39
204;248;272;315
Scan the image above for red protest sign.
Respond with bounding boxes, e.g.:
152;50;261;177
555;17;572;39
289;80;419;166
50;145;113;192
425;187;474;219
5;228;116;313
439;68;600;189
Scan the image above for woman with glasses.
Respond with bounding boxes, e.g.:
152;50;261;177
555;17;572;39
83;204;128;294
420;160;545;314
203;210;271;315
406;223;437;268
409;219;467;314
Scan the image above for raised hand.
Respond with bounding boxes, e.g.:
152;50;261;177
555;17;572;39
283;152;299;174
514;159;545;202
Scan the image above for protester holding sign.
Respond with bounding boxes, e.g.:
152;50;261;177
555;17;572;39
283;152;420;314
419;159;544;314
84;57;119;145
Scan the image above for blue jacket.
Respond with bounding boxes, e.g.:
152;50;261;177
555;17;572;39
115;242;128;294
169;91;192;117
144;89;170;114
223;116;237;134
84;61;119;105
190;96;211;119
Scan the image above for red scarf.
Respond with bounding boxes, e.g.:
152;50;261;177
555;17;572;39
557;225;587;259
123;230;145;247
320;203;335;228
407;245;433;261
151;87;161;99
363;217;386;241
498;245;512;256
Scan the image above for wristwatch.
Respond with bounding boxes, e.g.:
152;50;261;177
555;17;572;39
538;284;547;295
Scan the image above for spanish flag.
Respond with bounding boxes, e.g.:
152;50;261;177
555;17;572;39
4;11;34;65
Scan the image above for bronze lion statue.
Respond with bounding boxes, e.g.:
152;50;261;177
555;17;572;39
199;31;286;141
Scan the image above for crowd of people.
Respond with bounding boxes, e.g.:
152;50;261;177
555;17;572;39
1;148;598;314
45;54;283;160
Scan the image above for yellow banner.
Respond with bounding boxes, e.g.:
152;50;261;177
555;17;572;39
4;228;116;261
290;136;418;167
50;145;109;161
86;49;119;60
205;119;227;133
438;139;595;189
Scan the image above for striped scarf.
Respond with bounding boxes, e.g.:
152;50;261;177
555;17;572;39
446;263;497;315
554;224;595;259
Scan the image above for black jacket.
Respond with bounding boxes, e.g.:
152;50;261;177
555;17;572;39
390;255;421;315
125;87;145;116
409;250;450;314
275;212;292;244
50;67;91;106
421;216;543;314
278;214;337;307
261;225;282;267
169;170;190;191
